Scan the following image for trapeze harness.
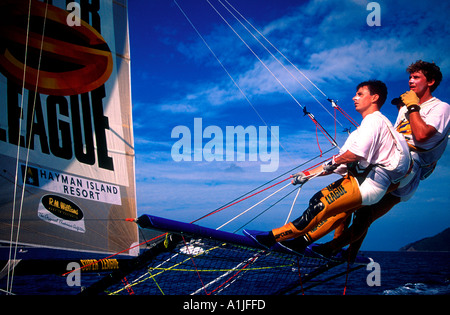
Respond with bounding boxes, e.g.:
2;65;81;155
396;120;449;181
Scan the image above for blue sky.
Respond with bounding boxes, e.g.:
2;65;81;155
128;0;450;251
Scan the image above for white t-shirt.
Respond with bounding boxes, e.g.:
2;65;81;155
392;97;450;201
395;97;450;168
340;111;408;173
335;111;411;205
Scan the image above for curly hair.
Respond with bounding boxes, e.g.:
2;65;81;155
407;60;443;92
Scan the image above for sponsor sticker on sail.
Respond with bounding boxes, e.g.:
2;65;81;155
22;164;121;205
38;195;86;233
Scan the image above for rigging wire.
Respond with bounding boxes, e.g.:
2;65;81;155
170;1;363;240
207;0;341;149
0;2;360;296
205;0;338;148
221;0;358;130
7;0;32;293
233;184;300;233
283;173;320;225
118;1;362;295
7;0;50;295
66;0;341;281
217;0;343;128
215;181;292;230
173;0;295;163
192;147;335;224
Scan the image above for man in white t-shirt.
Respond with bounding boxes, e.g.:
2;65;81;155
314;60;450;260
244;80;411;251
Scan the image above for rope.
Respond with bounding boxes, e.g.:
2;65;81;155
148;270;165;295
234;185;299;233
102;0;363;294
330;99;359;128
63;154;335;278
297;257;305;295
207;251;263;295
181;236;209;295
215;181;292;230
195;176;293;224
285;186;302;224
7;0;49;295
65;150;337;278
284;171;322;224
343;212;356;295
120;277;135;295
7;0;33;294
109;243;225;295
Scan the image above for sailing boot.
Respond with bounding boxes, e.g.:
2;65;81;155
243;230;276;249
309;242;338;259
277;235;311;255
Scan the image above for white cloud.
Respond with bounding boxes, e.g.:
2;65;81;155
250;0;450;88
151;0;450;122
159;103;200;114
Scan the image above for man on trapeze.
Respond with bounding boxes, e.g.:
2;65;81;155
311;60;450;261
244;79;412;254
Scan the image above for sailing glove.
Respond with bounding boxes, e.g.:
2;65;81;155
291;171;309;185
401;91;420;113
322;159;338;174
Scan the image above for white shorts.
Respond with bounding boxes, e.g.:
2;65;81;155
359;167;391;206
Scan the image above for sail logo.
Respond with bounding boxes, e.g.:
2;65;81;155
0;0;113;96
41;194;84;221
171;118;280;172
1;83;115;172
39;194;86;233
0;0;124;179
22;164;122;205
23;165;40;187
324;184;348;205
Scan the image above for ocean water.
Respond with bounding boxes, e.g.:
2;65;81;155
306;251;450;295
1;251;449;295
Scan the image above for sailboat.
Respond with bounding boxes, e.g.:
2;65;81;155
1;0;370;295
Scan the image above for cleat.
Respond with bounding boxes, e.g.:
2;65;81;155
243;229;276;249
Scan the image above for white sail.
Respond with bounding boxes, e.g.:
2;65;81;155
0;0;138;257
